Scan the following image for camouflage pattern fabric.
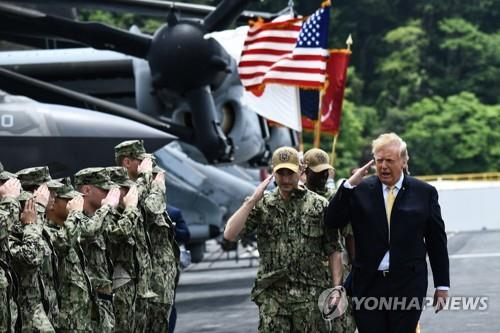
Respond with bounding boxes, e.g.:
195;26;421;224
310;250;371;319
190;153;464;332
105;206;142;332
241;187;342;332
256;284;330;333
143;180;180;332
45;212;93;332
79;205;115;332
314;187;357;333
93;298;115;333
0;197;20;333
9;222;55;333
39;225;60;328
15;166;63;190
114;140;148;164
146;302;172;333
113;282;136;333
125;169;166;333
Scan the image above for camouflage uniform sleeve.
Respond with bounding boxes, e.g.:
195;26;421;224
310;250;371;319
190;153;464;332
106;206;140;241
35;202;47;221
47;211;84;255
78;204;112;239
142;181;166;216
9;222;45;268
0;197;20;239
137;171;153;203
240;198;263;240
322;200;343;256
341;223;353;238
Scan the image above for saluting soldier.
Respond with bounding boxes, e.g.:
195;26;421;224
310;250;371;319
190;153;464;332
16;167;64;329
45;178;94;332
9;189;54;333
224;147;343;333
145;162;180;332
74;168;121;333
114;140;176;332
0;163;21;333
105;166;143;332
303;148;357;332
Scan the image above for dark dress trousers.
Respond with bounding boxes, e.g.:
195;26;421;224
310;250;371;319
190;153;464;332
325;175;450;333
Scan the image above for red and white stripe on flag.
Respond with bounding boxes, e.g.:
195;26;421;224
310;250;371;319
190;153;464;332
238;4;330;97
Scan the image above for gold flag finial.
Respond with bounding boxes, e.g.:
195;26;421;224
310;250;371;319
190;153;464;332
346;34;353;51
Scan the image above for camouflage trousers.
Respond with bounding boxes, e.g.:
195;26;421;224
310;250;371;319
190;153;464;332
145;302;171;333
56;282;93;332
255;283;330;333
329;296;356;333
133;297;149;333
92;298;115;333
0;268;18;333
114;282;136;333
20;303;55;333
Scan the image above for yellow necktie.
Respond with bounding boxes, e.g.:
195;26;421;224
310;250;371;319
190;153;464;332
386;186;396;225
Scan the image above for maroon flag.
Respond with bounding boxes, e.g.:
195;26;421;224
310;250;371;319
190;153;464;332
319;49;351;135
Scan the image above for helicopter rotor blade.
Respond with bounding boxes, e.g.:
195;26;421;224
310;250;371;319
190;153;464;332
0;3;151;58
203;0;254;32
4;0;273;21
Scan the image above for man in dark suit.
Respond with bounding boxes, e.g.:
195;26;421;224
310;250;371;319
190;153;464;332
325;133;449;333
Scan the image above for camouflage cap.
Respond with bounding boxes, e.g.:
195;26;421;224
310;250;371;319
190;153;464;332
54;177;83;199
152;165;165;175
0;162;17;181
18;190;33;202
304;148;334;173
272;147;300;173
106;166;135;188
74;167;116;190
16;166;64;189
0;170;16;181
114;140;148;163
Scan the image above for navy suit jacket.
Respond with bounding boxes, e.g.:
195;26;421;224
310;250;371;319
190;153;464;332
167;205;191;245
325;175;449;298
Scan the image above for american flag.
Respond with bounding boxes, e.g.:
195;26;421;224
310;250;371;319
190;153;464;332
238;4;330;96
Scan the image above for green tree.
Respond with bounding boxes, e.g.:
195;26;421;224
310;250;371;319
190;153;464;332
430;18;500;104
376;20;429;110
402;92;500;175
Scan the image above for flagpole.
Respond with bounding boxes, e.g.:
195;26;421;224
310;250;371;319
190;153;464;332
299;131;304;152
313;90;323;148
330;133;338;166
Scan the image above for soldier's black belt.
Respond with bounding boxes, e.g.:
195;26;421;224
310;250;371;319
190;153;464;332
96;291;114;302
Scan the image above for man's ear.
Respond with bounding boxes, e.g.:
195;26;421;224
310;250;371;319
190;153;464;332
81;185;91;196
122;157;131;169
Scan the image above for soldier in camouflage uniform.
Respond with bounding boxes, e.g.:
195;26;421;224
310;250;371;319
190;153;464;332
75;168;121;333
45;177;95;332
9;189;55;333
224;147;343;333
145;164;180;332
16;166;64;329
0;164;21;333
303;148;357;333
105;166;143;332
114;140;170;332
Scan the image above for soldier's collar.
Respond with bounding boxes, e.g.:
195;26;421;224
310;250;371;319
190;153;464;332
306;185;328;195
292;185;307;198
272;186;306;201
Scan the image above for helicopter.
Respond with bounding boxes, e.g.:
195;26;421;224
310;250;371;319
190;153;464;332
0;0;299;261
